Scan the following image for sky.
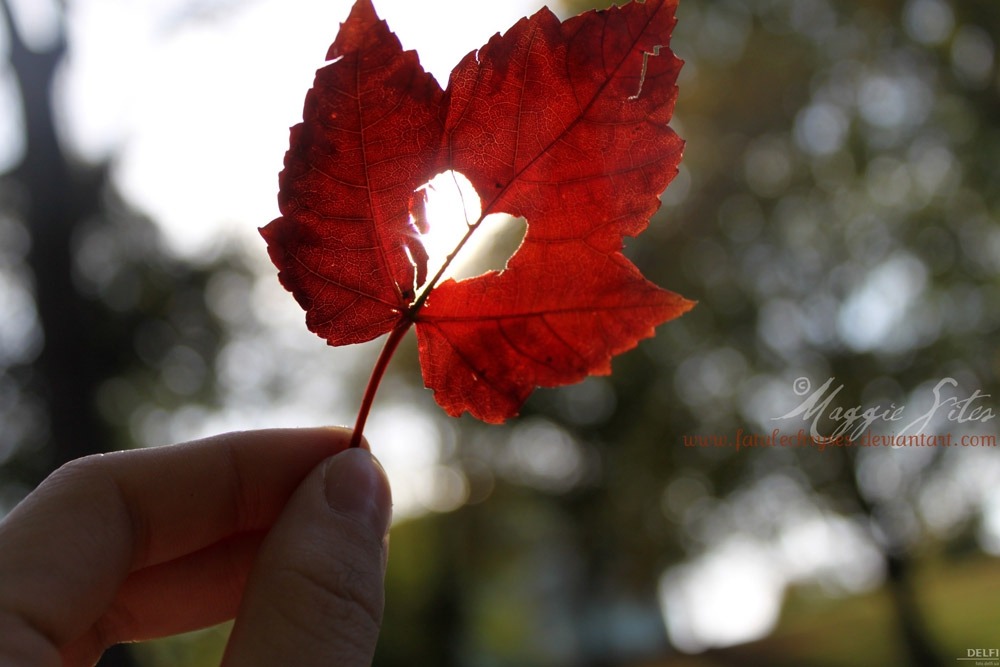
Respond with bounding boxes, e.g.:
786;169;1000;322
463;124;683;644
56;0;545;259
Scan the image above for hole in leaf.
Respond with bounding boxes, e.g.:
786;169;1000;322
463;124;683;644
412;170;526;287
451;214;526;281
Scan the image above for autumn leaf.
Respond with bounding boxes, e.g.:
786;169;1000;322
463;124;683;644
261;0;693;441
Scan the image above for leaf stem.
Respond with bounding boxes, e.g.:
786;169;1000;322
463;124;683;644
410;212;484;314
349;319;413;448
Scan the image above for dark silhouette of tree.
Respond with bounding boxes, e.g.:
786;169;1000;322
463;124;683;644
1;2;238;664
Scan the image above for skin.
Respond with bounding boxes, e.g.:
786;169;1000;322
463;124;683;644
0;427;392;667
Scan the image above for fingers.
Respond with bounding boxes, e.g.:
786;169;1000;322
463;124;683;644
73;531;267;650
0;427;355;664
222;448;392;667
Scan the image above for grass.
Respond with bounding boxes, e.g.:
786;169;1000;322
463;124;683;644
638;554;1000;667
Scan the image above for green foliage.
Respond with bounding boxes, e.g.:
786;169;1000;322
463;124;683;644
133;625;230;667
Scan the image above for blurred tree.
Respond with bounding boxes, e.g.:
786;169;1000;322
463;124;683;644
0;1;243;664
483;0;998;664
377;0;1000;665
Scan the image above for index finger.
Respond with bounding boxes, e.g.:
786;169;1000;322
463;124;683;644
0;427;357;650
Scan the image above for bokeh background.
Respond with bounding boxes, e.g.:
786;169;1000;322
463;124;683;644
1;0;999;665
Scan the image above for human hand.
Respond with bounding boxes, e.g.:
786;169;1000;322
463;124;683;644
0;427;392;666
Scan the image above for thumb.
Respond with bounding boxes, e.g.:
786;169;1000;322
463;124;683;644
222;447;392;667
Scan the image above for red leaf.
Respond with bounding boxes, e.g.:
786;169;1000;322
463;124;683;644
262;0;693;425
261;0;443;345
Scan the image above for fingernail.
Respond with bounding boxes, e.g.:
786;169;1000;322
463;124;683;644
323;448;392;539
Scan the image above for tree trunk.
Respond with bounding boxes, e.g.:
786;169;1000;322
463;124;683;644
4;2;137;665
